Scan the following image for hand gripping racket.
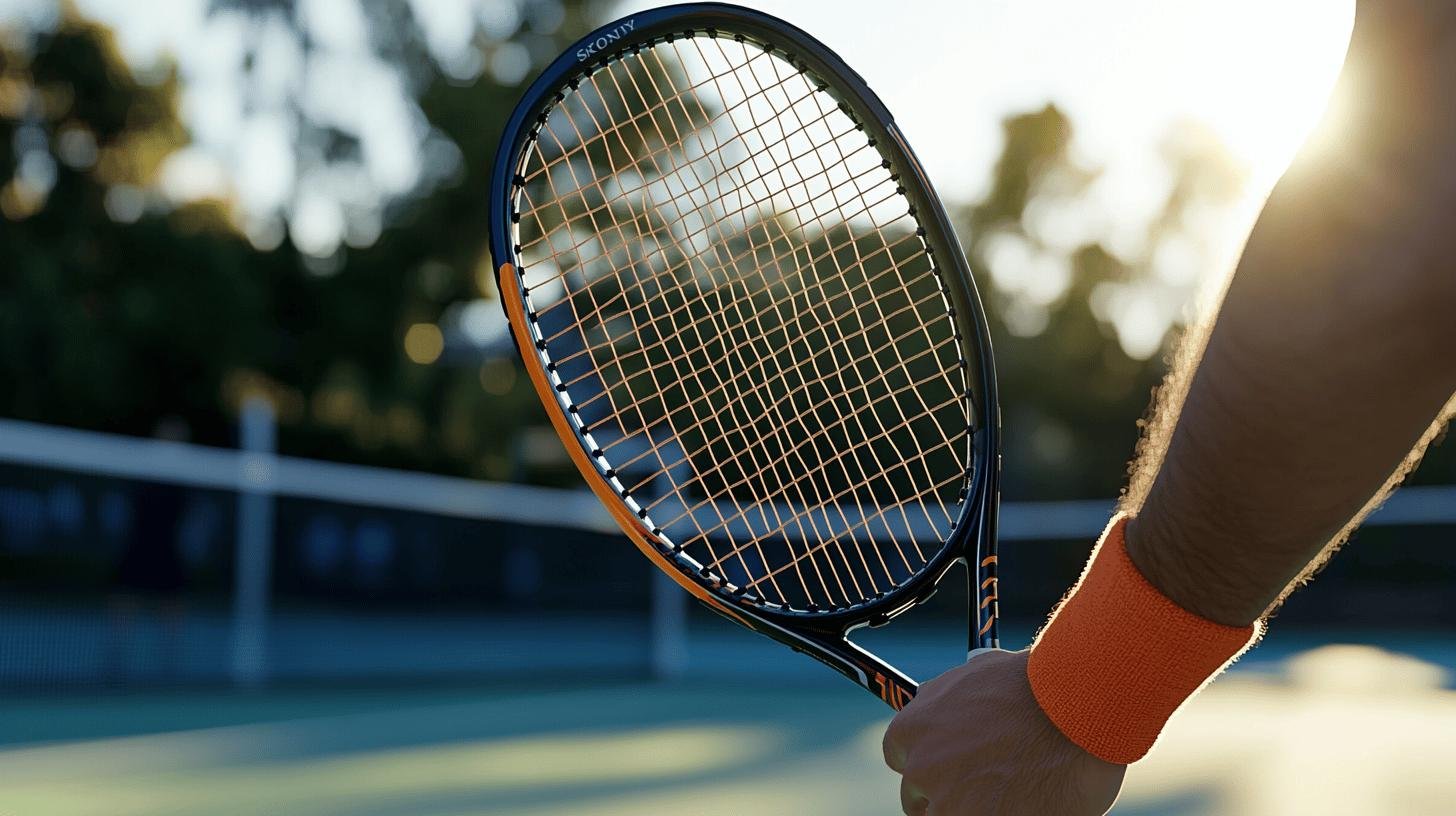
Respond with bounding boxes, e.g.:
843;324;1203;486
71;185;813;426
490;3;1000;710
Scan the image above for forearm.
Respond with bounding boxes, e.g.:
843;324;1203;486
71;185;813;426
1126;255;1456;626
1122;1;1456;627
888;6;1456;804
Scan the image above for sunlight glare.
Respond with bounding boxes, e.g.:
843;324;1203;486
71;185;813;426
1177;0;1355;190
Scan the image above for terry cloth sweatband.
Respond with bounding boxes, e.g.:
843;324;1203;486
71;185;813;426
1026;514;1261;764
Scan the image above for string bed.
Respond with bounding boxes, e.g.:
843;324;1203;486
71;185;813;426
510;32;972;613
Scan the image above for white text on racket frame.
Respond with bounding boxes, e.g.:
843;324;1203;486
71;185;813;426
576;19;637;61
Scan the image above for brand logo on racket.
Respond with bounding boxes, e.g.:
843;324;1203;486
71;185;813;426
575;19;636;61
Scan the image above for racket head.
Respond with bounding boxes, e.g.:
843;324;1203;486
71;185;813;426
490;3;999;643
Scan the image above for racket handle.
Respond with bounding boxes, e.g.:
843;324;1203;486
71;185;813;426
802;635;918;711
868;668;917;711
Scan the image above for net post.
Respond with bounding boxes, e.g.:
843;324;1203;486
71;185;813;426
231;396;276;688
650;571;688;680
649;447;689;681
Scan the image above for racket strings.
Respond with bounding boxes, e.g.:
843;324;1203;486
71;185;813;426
598;303;951;482
536;169;905;372
575;45;825;600
641;43;931;599
529;102;879;338
639;42;879;603
518;58;836;268
632;334;963;518
631;42;949;606
599;303;962;535
541;191;902;368
577;261;943;456
513;34;971;611
543;47;815;601
535;38;955;603
562;62;960;504
570;39;885;600
541;42;937;606
527;133;884;332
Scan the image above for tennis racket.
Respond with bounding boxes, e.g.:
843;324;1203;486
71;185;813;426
489;3;999;710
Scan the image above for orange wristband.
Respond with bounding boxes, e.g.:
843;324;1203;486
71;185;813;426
1027;515;1261;764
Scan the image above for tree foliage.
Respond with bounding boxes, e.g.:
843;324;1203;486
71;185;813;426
10;4;1440;500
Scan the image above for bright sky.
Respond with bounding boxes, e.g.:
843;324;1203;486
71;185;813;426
680;0;1355;197
611;0;1355;352
0;0;1355;351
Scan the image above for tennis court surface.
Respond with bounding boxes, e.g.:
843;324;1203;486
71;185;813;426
2;641;1453;816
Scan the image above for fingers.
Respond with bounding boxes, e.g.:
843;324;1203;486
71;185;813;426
885;673;941;812
884;663;944;767
885;696;927;810
884;651;1020;813
886;649;1116;815
883;717;908;772
883;683;927;774
884;656;981;780
900;777;929;816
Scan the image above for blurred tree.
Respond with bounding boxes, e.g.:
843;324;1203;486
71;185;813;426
962;107;1454;497
200;0;611;479
0;14;265;443
1;2;605;478
958;106;1240;500
2;5;1447;496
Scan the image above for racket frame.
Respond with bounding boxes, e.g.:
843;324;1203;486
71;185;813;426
490;2;1000;709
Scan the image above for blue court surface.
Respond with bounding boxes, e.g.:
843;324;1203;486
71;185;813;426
2;627;1453;816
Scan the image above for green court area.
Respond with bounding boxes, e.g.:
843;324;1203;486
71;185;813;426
1;644;1453;815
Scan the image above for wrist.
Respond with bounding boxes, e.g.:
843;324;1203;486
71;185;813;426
1027;515;1262;764
1125;498;1268;627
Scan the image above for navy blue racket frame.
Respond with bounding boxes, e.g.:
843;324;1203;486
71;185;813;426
490;3;1000;710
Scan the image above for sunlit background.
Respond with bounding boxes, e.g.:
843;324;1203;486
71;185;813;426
2;1;1454;814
